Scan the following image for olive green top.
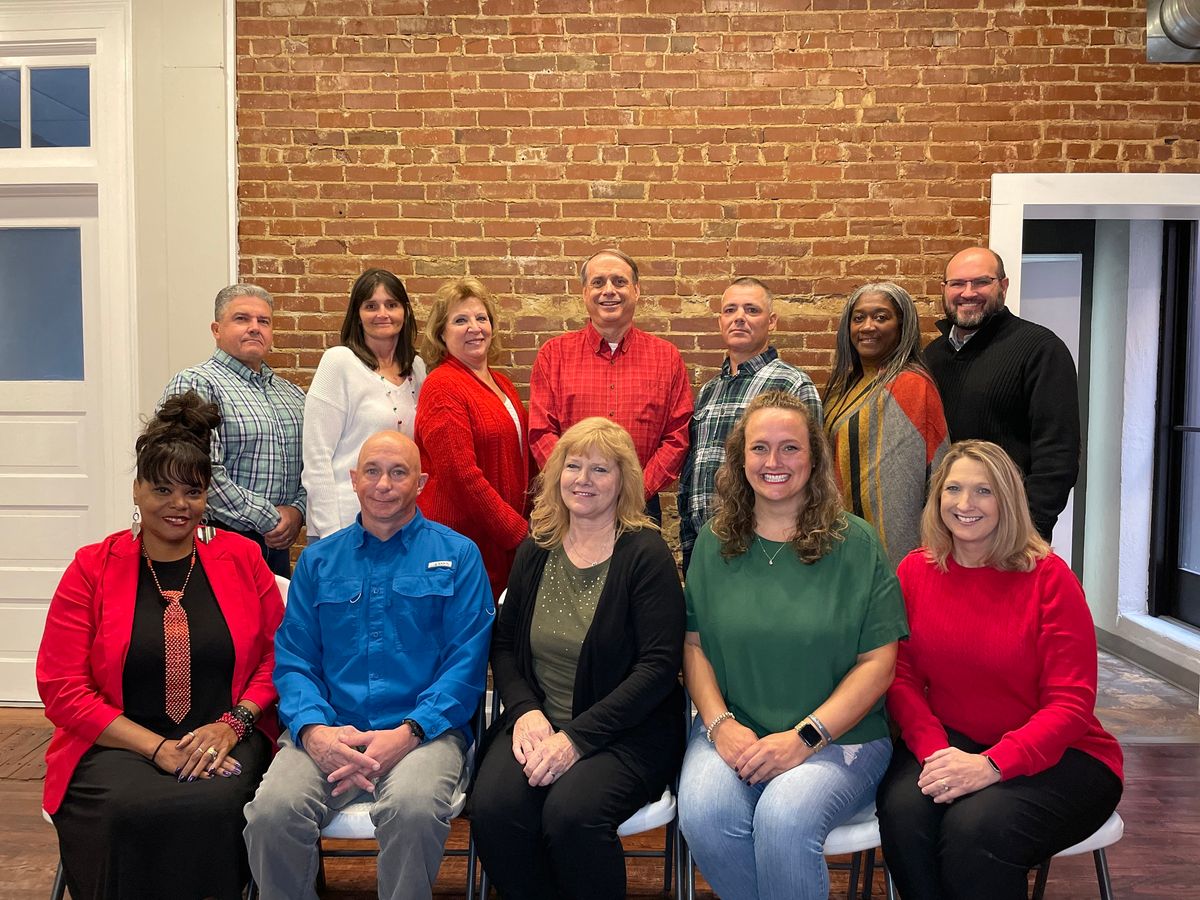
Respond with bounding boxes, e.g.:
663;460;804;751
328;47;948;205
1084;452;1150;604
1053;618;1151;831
530;546;611;728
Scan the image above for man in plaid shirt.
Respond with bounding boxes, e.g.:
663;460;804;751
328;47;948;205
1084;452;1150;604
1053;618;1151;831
161;284;306;577
676;277;822;570
529;249;693;522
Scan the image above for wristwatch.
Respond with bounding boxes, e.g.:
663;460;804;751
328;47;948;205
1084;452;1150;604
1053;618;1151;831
795;718;825;750
402;718;426;743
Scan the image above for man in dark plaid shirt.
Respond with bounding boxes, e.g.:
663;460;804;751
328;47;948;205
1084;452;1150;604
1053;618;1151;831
161;284;305;577
677;277;822;570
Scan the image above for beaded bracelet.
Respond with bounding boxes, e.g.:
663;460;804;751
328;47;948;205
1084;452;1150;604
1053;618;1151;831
218;704;256;743
706;711;735;743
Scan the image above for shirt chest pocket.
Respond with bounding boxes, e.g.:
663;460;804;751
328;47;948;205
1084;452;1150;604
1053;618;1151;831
314;578;363;641
389;572;453;651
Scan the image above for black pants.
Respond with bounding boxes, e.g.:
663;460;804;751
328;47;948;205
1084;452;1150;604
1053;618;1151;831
213;522;291;579
470;730;654;900
876;731;1122;900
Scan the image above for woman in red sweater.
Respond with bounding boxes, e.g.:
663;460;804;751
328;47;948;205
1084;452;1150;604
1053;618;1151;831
877;440;1122;900
415;277;531;598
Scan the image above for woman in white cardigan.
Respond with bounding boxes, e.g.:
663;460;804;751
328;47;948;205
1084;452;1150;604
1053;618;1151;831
302;268;427;539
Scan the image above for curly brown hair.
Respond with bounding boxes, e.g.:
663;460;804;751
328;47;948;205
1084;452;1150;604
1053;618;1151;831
710;390;847;564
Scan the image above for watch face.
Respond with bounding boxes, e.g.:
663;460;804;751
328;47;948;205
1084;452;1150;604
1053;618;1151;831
798;722;823;749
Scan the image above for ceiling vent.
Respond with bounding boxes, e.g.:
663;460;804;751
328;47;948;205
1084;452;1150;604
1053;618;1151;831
1148;0;1200;62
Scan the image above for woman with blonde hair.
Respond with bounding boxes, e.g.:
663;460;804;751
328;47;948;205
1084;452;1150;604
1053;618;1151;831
824;281;949;567
303;267;426;538
878;440;1122;900
415;277;530;598
471;417;685;900
679;390;907;900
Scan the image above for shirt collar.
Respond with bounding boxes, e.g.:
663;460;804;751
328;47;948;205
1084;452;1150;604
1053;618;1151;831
721;345;778;377
212;348;274;385
352;507;426;549
583;320;638;359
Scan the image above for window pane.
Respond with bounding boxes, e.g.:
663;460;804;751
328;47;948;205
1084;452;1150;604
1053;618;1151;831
0;69;18;149
0;228;84;380
31;67;89;148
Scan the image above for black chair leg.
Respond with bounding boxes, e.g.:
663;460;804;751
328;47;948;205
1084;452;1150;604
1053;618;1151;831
663;824;675;894
860;847;876;899
49;861;66;900
466;835;478;900
1031;860;1051;900
884;865;897;900
1094;849;1114;900
846;850;862;899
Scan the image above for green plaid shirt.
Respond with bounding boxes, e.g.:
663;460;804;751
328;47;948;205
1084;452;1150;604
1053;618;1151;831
677;348;822;554
162;349;306;534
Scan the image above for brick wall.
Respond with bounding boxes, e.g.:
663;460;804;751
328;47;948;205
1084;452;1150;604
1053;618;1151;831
236;0;1196;399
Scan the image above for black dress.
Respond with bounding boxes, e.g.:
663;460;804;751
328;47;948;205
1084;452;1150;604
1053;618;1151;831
51;555;271;900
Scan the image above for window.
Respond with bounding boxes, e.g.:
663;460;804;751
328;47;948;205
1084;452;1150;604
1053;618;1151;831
1149;220;1200;629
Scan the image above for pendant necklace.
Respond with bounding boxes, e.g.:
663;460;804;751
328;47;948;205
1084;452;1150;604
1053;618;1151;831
143;541;198;603
755;535;789;566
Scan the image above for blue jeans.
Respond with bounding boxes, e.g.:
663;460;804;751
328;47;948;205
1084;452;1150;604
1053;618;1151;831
678;718;891;900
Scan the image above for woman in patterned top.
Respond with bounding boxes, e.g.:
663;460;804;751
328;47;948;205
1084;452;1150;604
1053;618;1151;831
823;282;949;568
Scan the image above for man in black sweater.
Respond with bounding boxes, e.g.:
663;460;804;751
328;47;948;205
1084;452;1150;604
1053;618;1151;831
924;247;1080;540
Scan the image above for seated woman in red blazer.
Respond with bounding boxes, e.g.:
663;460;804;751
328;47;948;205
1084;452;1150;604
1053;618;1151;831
415;277;531;598
36;390;284;900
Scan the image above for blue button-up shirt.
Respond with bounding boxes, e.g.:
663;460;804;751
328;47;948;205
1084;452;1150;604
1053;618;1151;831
274;510;494;742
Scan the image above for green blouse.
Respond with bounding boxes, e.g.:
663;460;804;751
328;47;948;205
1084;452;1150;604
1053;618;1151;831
685;514;908;743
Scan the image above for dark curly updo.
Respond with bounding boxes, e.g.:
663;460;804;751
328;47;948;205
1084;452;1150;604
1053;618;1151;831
135;391;221;488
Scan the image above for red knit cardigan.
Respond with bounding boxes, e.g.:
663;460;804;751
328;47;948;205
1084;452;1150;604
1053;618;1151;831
415;355;531;598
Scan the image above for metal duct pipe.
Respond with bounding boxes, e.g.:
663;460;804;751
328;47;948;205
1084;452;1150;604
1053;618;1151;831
1160;0;1200;49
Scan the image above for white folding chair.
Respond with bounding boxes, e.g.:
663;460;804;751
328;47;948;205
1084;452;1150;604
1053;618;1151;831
1031;811;1124;900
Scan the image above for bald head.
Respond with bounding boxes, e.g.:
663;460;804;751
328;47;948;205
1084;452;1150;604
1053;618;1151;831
942;246;1009;333
351;431;427;540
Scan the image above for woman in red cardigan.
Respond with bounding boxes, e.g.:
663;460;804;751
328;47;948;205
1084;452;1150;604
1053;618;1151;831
876;440;1122;900
36;391;284;900
416;277;531;598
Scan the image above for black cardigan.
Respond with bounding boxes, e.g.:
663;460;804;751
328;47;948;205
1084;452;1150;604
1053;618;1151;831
487;528;686;793
924;307;1080;538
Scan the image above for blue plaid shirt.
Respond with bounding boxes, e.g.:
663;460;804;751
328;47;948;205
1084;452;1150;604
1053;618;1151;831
162;349;306;533
677;348;823;554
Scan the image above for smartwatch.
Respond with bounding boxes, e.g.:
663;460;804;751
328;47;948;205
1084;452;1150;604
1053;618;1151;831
795;718;825;750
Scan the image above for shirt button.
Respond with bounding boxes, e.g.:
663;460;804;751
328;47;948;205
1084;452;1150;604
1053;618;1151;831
371;631;381;640
372;587;382;596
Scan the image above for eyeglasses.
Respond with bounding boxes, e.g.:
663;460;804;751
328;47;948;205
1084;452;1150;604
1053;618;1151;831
942;276;999;291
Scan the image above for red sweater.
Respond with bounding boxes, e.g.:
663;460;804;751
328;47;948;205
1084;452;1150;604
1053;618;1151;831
888;550;1123;782
415;355;531;598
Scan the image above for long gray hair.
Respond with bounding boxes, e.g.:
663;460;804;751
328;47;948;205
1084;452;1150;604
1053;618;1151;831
824;282;929;409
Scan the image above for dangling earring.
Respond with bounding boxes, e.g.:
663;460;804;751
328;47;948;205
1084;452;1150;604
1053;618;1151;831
196;511;215;544
131;506;142;539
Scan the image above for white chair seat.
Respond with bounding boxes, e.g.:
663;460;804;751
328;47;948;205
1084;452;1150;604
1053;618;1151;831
617;788;676;838
822;802;882;856
321;786;468;840
1052;811;1124;857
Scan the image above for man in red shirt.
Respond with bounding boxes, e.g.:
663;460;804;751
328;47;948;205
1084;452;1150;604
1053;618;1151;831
529;249;693;521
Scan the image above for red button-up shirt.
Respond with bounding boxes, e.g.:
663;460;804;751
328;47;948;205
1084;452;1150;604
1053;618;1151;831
530;322;693;497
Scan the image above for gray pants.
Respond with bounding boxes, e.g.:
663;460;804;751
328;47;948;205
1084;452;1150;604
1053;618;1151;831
244;730;467;900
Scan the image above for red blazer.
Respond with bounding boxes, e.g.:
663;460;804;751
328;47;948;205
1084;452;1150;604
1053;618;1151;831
416;355;532;599
36;529;284;814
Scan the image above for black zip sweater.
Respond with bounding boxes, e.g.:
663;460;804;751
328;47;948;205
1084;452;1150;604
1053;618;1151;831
923;306;1080;539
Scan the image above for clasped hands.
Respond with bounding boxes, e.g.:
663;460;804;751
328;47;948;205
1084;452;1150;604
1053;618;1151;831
917;746;1001;804
160;722;241;782
714;718;812;785
303;723;420;796
511;710;580;787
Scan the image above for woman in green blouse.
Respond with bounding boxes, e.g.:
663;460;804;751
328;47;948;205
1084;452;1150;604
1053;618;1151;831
679;390;908;900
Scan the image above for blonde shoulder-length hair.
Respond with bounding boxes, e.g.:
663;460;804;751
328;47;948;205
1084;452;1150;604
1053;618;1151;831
423;277;503;368
529;417;656;548
920;440;1050;573
711;390;847;564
